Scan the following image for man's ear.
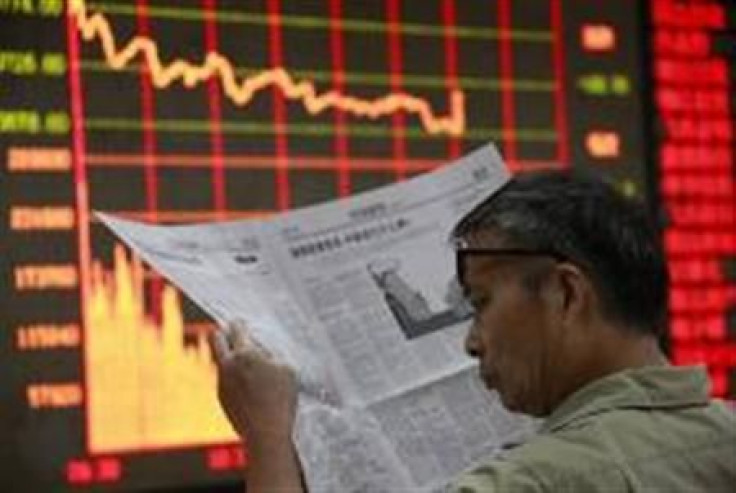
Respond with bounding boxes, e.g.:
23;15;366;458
546;262;591;326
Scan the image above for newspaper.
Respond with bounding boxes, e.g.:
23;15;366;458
98;143;537;491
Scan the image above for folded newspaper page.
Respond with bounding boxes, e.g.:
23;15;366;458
98;143;537;491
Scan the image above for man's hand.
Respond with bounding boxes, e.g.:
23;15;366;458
209;320;297;440
209;320;304;492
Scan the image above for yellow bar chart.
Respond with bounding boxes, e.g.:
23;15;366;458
86;246;236;452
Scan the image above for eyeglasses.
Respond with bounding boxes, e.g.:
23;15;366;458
453;241;568;289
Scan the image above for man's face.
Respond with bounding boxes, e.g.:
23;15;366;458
461;245;563;416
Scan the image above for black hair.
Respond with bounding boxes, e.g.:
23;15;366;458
451;171;668;336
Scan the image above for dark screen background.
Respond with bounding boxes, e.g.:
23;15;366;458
0;0;733;490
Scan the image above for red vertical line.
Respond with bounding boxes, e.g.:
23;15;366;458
267;0;290;210
203;0;227;214
550;0;569;166
386;0;407;180
136;0;162;322
329;0;351;197
66;5;91;450
497;0;517;166
136;0;158;217
441;0;461;160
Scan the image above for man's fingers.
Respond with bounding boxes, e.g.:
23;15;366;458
226;319;250;351
226;320;274;359
209;329;230;365
228;320;263;352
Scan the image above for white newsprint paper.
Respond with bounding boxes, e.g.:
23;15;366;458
98;143;537;492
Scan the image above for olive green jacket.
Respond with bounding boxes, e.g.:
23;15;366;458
453;365;736;492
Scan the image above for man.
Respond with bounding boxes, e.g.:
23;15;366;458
210;171;736;492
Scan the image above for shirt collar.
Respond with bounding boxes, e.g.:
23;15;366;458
541;365;711;434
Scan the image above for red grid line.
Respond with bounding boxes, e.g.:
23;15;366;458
83;153;562;172
203;0;227;216
329;0;351;197
497;0;517;165
386;0;407;180
550;0;569;166
66;2;92;453
267;0;291;210
442;0;461;160
136;0;162;322
84;153;447;171
135;0;158;217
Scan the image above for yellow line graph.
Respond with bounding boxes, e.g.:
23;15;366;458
69;0;466;136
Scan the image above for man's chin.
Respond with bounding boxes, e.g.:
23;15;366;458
497;392;545;417
480;371;521;411
497;392;516;411
494;387;525;414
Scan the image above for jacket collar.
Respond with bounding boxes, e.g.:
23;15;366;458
541;365;711;434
